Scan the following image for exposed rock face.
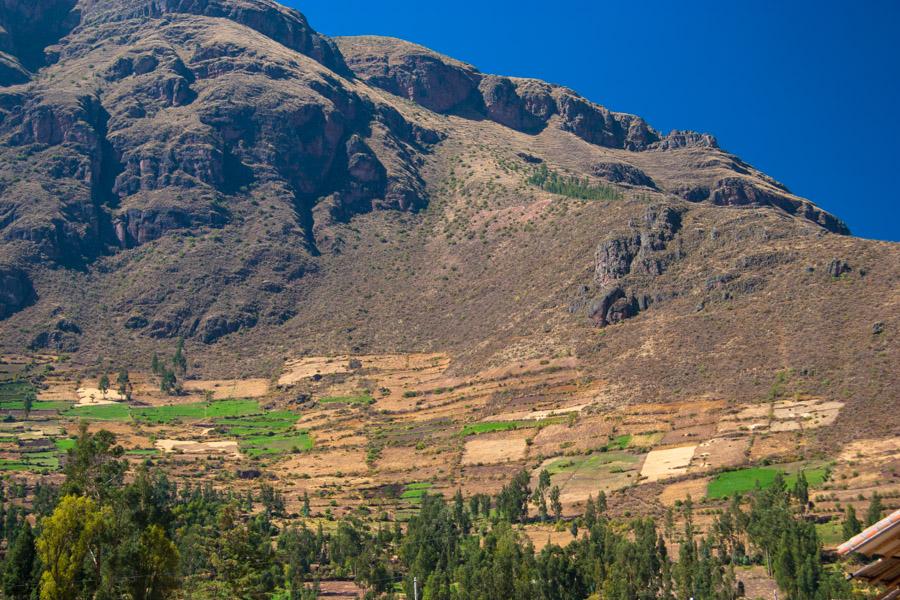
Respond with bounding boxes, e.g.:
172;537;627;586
0;265;35;319
712;177;849;235
335;36;660;151
591;161;656;188
594;205;683;288
648;130;718;151
827;258;851;278
75;0;347;74
570;206;686;327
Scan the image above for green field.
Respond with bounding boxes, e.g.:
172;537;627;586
65;403;132;421
401;482;433;500
240;432;313;457
544;451;640;476
0;400;73;412
707;466;828;499
0;450;60;472
57;397;311;459
606;434;632;451
319;394;374;406
132;399;260;423
460;418;562;437
55;438;77;451
214;411;298;436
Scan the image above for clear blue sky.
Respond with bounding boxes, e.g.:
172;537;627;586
287;0;900;241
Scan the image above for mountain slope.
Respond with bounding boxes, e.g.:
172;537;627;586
0;0;896;443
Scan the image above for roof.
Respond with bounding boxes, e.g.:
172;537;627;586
839;510;900;557
839;510;900;597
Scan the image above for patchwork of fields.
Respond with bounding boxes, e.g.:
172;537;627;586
0;351;897;543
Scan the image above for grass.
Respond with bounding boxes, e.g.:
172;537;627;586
606;434;632;451
0;450;60;472
401;482;432;500
240;432;313;457
319;394;374;406
66;403;132;421
55;438;76;451
460;418;563;437
816;520;845;547
133;399;259;423
707;466;828;499
64;397;310;459
0;400;74;411
544;451;639;476
214;411;298;436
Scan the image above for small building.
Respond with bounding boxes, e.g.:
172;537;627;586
838;509;900;600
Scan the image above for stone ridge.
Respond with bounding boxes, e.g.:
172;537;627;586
335;35;723;155
73;0;348;75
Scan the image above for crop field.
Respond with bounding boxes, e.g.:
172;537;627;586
319;394;375;406
539;451;643;507
460;418;562;437
0;450;60;472
133;399;260;423
401;482;433;501
239;432;313;457
706;466;828;499
65;403;132;421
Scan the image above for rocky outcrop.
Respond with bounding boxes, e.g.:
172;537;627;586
594;205;683;287
591;162;656;188
571;205;686;327
648;130;718;151
29;319;82;351
335;36;661;151
712;177;849;235
0;265;35;319
74;0;347;75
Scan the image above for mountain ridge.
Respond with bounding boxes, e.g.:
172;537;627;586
0;0;895;444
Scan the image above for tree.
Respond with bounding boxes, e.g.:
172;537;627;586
159;368;178;395
865;492;884;527
550;486;562;521
61;422;127;501
793;471;809;509
22;389;35;418
151;353;160;375
130;525;179;600
36;495;111;600
98;374;110;397
496;470;531;523
172;338;187;376
842;505;862;539
3;520;37;599
116;368;130;398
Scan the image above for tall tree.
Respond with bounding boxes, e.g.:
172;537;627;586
98;374;110;397
865;492;884;527
842;505;862;539
36;496;111;600
2;520;36;599
22;389;35;418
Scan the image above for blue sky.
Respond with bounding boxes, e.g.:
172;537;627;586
287;0;900;241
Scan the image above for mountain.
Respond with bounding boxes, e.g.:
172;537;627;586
0;0;897;441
